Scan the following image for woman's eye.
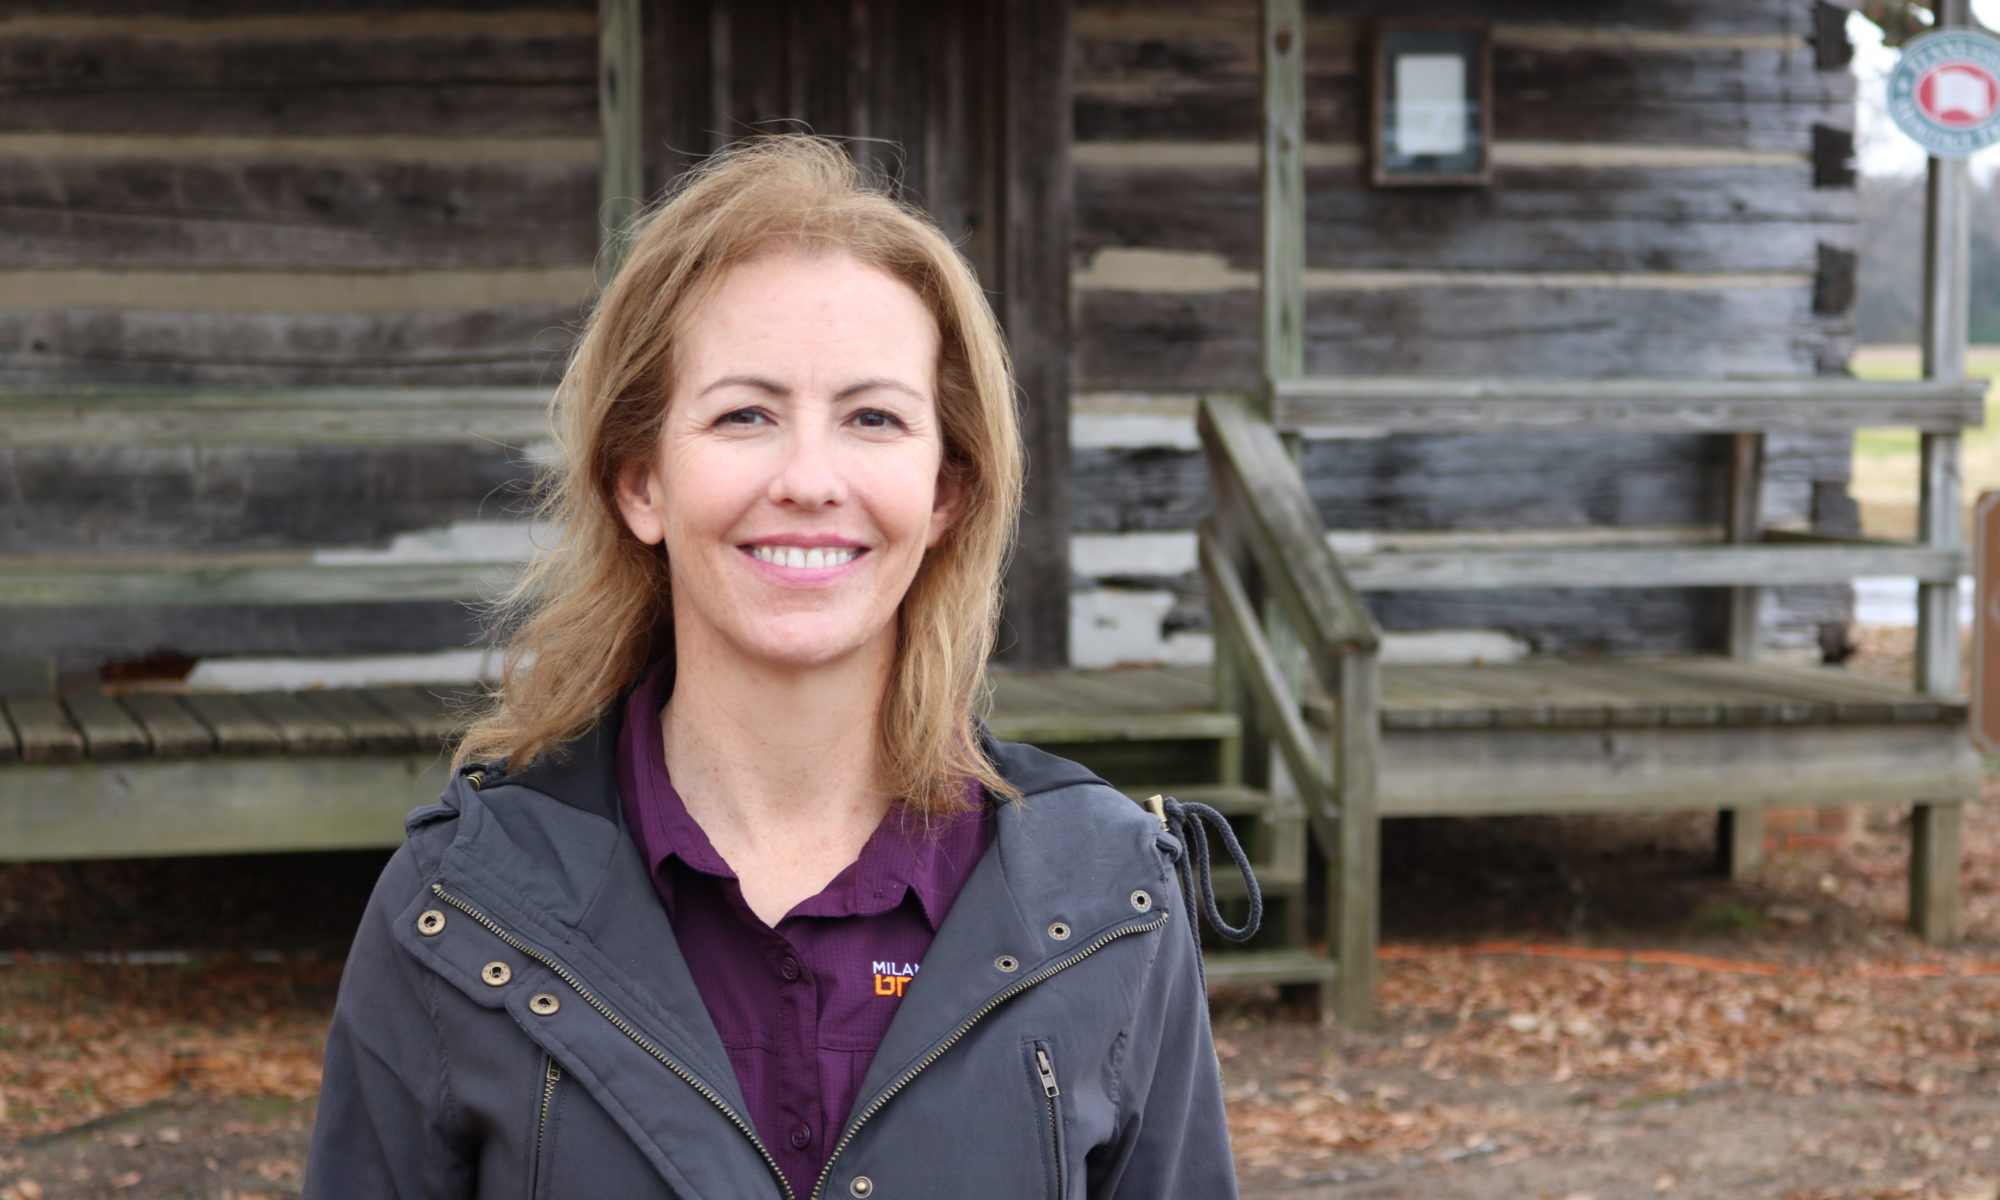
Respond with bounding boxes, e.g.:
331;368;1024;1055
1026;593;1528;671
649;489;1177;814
851;409;904;430
717;408;768;427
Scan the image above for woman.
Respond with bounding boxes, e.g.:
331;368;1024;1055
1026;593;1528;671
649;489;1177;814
304;135;1242;1199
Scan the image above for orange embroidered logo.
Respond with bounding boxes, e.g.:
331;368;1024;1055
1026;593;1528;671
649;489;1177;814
871;960;918;998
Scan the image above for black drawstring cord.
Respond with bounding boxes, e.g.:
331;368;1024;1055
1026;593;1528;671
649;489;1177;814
1160;796;1262;943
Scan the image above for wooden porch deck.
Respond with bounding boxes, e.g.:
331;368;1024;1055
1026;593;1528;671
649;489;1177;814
0;658;1968;860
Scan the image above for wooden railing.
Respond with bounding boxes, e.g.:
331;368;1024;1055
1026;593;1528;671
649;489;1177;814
1196;390;1383;1024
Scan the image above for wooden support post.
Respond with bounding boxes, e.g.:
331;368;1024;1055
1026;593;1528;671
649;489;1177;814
1724;432;1765;658
598;0;644;285
1260;0;1306;404
1918;0;1971;698
1332;651;1380;1029
1716;806;1764;880
995;0;1074;668
1910;801;1964;945
1719;431;1766;872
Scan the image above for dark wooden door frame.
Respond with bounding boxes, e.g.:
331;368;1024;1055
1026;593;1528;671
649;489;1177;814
636;0;1073;666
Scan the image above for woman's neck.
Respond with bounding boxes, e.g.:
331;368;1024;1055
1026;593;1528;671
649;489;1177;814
659;632;896;861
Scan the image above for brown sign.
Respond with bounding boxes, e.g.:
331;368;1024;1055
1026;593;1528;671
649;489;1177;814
1974;491;2000;756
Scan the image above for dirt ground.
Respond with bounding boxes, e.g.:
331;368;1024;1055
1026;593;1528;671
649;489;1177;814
3;633;1998;1199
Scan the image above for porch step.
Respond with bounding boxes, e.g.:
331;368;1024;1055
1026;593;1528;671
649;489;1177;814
1202;948;1336;992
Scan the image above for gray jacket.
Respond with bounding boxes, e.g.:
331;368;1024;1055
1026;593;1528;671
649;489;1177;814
302;713;1239;1199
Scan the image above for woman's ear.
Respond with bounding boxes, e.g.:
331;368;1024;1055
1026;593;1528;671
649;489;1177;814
926;468;966;549
614;458;667;546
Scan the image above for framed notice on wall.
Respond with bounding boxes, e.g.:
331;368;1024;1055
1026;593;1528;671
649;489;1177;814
1370;22;1493;186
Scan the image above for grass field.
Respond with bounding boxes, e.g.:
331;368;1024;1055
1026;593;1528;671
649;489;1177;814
1847;345;2000;541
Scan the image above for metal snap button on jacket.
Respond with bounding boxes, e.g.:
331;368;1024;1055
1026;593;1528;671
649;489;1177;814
1047;921;1071;941
416;909;446;936
1130;889;1152;912
528;993;560;1016
481;962;511;987
994;955;1019;973
848;1176;874;1198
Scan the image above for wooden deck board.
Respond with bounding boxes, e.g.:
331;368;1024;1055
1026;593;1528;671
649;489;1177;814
302;689;420;754
245;692;349;755
180;693;284;756
121;693;218;758
360;686;462;745
61;694;152;760
1642;658;1954;722
5;698;84;765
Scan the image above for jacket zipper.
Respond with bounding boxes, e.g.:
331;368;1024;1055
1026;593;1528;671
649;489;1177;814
1034;1044;1064;1198
428;883;796;1200
530;1055;561;1198
809;910;1169;1200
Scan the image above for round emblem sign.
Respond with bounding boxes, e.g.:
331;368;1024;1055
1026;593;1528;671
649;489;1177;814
1888;28;2000;157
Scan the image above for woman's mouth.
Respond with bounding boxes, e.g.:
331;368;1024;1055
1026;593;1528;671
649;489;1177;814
747;545;863;570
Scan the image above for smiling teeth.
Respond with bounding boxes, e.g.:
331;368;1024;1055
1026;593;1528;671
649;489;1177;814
752;545;859;569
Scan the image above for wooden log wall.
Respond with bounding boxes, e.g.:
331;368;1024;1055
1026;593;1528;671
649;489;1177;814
0;4;593;668
1068;0;1861;658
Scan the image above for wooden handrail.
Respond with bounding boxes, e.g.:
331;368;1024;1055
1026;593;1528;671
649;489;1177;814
1197;392;1381;665
1273;376;1986;434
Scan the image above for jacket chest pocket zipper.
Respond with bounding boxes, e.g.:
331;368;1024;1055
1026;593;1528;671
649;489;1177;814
1030;1042;1065;1199
531;1055;562;1198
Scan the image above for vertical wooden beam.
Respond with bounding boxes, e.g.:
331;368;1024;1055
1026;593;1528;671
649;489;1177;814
1332;651;1380;1029
598;0;644;285
1261;0;1307;404
1910;801;1964;945
1918;0;1971;698
995;0;1073;667
642;0;717;196
1724;432;1765;658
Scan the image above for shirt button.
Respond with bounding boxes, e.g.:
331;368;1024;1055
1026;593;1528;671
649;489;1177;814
790;1123;812;1149
779;956;801;981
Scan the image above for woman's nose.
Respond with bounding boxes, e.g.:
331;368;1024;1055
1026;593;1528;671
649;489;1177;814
769;425;849;508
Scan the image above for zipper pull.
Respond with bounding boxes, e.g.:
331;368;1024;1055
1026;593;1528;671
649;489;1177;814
1035;1047;1060;1098
546;1058;563;1084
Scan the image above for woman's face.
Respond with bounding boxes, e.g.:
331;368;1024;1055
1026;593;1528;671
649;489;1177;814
616;248;959;676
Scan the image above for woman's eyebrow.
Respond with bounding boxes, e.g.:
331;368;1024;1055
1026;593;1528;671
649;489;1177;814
696;375;926;402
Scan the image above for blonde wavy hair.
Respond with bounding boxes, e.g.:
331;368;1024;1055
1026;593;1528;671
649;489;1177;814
455;135;1024;815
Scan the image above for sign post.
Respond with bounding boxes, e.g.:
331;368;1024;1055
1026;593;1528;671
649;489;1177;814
1972;492;2000;756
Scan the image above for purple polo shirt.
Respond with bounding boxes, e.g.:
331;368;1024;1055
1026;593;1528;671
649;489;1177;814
616;662;989;1200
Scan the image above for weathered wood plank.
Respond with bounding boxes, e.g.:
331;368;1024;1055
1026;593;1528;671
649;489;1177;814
1076;26;1843;149
1376;721;1978;818
0;305;585;387
983;708;1239;745
0;158;598;271
1;444;529;553
1273;378;1985;434
0;29;598;138
4;2;593;17
1601;661;1820;725
1260;0;1305;388
1078;288;1848;390
178;692;282;755
9;601;484;668
1080;0;1819;36
300;688;419;754
1340;543;1962;591
0;754;445;862
120;692;217;758
1643;658;1956;722
60;692;151;760
1077;163;1849;274
0;558;517;607
4;697;86;764
597;0;642;278
243;690;349;755
358;686;463;747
